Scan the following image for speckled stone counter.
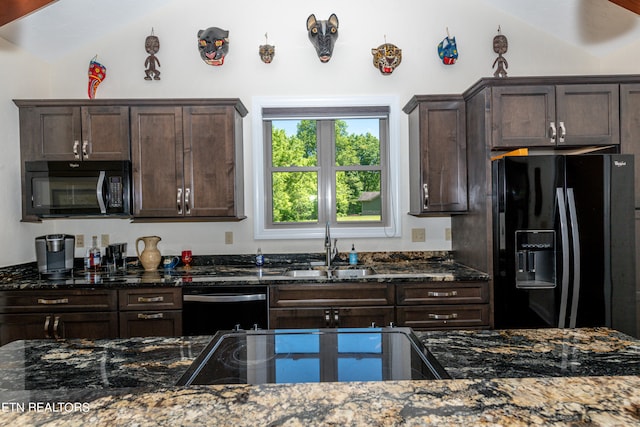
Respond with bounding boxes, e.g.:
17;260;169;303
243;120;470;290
1;328;639;426
0;251;489;290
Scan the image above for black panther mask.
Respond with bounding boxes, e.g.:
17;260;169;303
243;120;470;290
198;27;229;66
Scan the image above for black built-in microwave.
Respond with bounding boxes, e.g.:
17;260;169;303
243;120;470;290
25;160;131;217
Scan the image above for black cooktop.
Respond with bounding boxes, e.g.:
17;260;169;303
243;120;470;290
177;327;450;385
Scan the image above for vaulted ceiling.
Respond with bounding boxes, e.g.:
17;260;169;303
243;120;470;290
1;0;639;62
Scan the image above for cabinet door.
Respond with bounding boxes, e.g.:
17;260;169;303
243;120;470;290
119;311;182;338
396;305;489;330
20;106;82;160
408;99;467;214
131;106;184;217
333;307;395;328
183;106;238;217
555;84;619;147
81;106;130;160
0;313;52;345
269;306;394;329
491;85;555;148
620;84;640;208
269;308;331;329
56;312;119;339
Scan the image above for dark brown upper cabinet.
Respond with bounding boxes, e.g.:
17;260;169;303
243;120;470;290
404;95;467;215
14;101;130;161
491;84;619;149
130;100;247;221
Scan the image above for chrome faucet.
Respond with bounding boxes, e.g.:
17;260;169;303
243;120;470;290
324;222;338;267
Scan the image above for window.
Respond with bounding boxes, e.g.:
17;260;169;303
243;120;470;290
253;96;401;239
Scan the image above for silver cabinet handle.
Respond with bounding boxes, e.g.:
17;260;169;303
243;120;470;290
44;315;51;338
177;188;183;215
333;309;339;327
549;121;557;143
82;140;90;159
324;309;331;327
185;188;191;215
38;298;69;305
53;316;60;339
558;121;566;143
137;313;164;320
137;296;164;303
423;183;429;209
427;290;458;298
73;141;80;159
428;313;458;320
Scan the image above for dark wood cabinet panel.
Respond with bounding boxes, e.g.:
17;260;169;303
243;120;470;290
269;307;394;329
0;289;117;314
270;283;395;308
396;282;489;306
16;104;130;161
118;288;182;338
119;311;182;338
620;83;640;209
131;106;184;218
0;312;118;345
405;96;467;214
491;84;619;148
396;305;489;330
131;103;245;220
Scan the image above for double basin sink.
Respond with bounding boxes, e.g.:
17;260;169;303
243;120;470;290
283;266;376;279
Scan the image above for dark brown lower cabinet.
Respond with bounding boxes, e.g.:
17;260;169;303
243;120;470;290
0;312;118;344
269;283;395;329
396;281;490;330
118;288;182;338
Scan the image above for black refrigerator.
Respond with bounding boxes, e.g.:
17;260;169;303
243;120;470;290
492;154;637;337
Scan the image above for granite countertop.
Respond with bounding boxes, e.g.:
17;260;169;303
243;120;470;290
0;252;489;291
1;328;639;425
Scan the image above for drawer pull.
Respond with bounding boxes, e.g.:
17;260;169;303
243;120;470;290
427;291;458;298
428;313;458;320
44;316;51;338
38;298;69;305
138;313;164;320
137;296;164;303
53;316;60;339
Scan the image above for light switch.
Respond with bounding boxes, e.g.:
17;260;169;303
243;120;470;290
225;231;233;244
76;234;85;248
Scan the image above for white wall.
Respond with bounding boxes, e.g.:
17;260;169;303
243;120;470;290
0;0;626;266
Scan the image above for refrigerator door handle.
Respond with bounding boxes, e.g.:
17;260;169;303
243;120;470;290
566;188;581;328
556;188;570;328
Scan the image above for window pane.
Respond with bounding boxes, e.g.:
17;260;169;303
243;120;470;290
335;119;380;167
272;120;317;167
336;171;381;222
272;172;318;223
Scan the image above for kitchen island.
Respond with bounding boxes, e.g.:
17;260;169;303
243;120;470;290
1;327;639;426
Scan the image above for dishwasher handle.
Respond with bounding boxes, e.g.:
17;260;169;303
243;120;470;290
183;294;266;303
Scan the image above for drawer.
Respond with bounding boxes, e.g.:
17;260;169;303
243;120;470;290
396;305;490;330
119;311;182;338
270;283;394;308
118;288;182;311
0;289;117;313
396;282;489;305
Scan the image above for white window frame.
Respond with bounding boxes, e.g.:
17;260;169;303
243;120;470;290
252;95;401;240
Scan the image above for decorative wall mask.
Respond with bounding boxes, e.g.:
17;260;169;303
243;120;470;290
259;33;275;64
371;42;402;75
87;55;106;99
144;29;161;80
437;30;458;65
492;26;508;78
198;27;229;66
306;13;338;63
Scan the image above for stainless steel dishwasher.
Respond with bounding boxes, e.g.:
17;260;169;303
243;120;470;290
182;285;269;335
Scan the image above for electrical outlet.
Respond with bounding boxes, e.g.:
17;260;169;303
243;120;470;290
411;228;426;242
101;234;110;247
76;234;85;248
225;231;233;245
445;227;452;241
